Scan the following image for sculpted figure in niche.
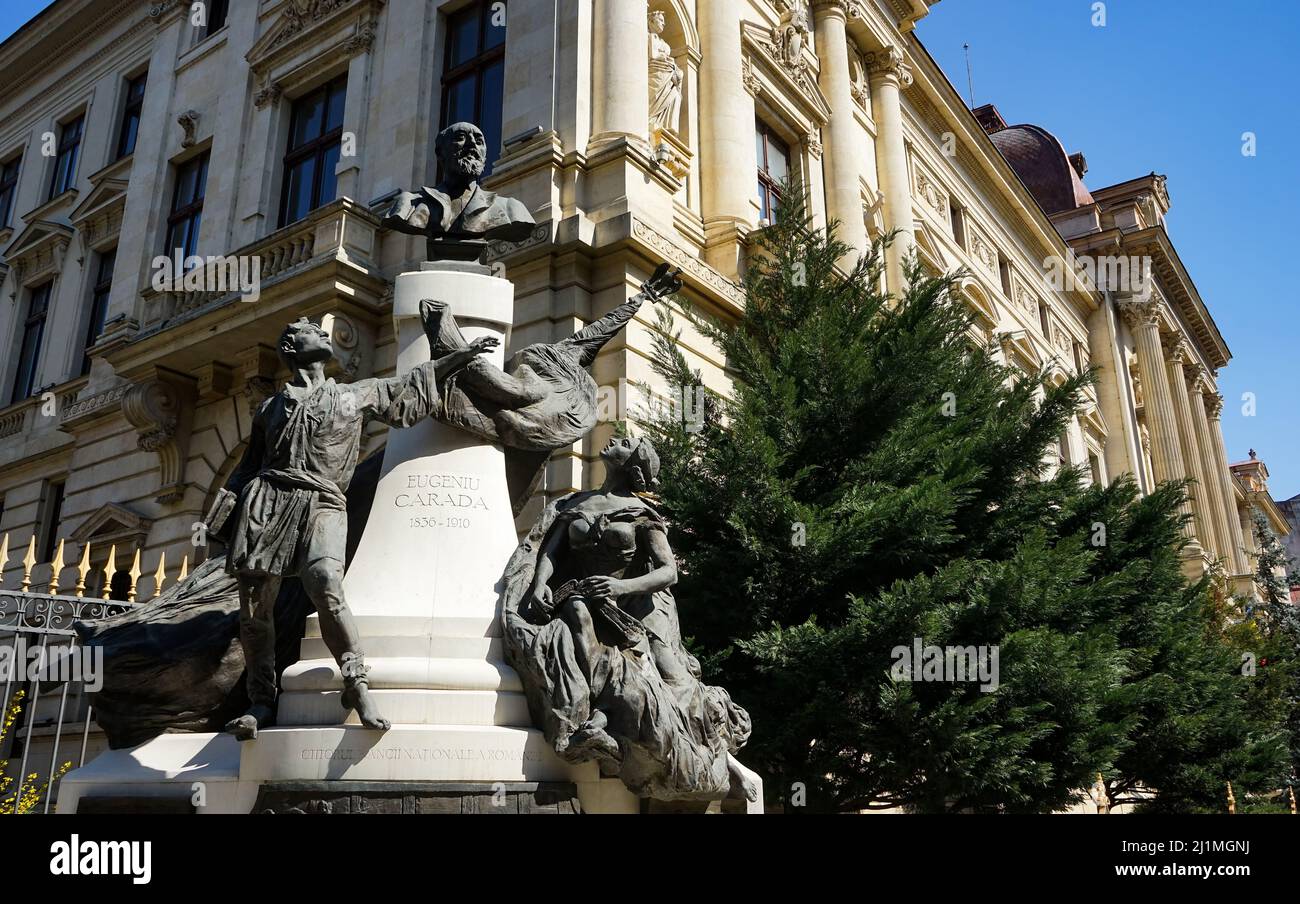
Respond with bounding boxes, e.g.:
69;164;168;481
648;10;683;135
499;436;757;802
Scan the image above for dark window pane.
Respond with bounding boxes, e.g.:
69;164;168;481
479;59;504;174
319;142;341;207
446;76;475;126
326;81;347;132
283;158;316;224
11;284;50;404
483;2;506;49
449;12;480;68
291;92;325;148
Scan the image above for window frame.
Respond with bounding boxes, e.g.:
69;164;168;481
439;0;508;178
82;247;117;375
115;72;148;161
164;151;210;261
0;154;20;228
201;0;229;39
48;114;84;201
278;75;348;228
10;281;52;405
38;479;66;564
755;119;791;224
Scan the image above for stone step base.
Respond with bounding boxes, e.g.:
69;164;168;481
276;687;531;727
239;724;598;784
302;613;500;640
299;633;502;661
281;656;522;692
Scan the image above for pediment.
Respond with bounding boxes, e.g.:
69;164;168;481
741;20;833;127
70;174;129;252
247;0;385;77
70;175;128;225
3;220;74;287
68;502;152;545
998;328;1042;372
912;217;949;272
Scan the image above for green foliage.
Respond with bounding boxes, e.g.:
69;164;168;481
642;188;1289;812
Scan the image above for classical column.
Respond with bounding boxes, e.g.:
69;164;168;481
589;0;650;150
866;44;915;296
813;1;867;263
698;0;756;278
1181;366;1229;567
1119;301;1197;542
1165;340;1219;559
1202;388;1250;574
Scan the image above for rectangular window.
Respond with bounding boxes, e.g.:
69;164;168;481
82;248;116;375
0;155;20;227
756;120;790;225
116;73;148;161
1038;301;1051;337
164;152;210;260
441;1;507;178
38;479;65;564
997;254;1012;297
280;76;347;227
11;282;51;404
48;115;84;200
202;0;229;37
949;199;966;248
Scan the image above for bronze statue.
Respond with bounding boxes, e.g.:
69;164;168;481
210;314;498;739
425;263;683;511
383;121;535;261
500;436;757;802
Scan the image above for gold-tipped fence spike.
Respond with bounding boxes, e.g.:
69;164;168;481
21;535;36;593
1226;781;1236;815
127;548;142;603
47;537;65;595
1289;786;1296;815
75;542;91;598
178;554;189;584
0;533;8;589
101;543;116;601
152;550;167;601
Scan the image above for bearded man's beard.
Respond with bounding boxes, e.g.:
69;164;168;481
450;150;486;179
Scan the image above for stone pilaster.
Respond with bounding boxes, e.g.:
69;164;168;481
698;0;756;279
589;0;650;152
866;44;914;296
1165;340;1219;560
1202;389;1250;575
1118;300;1197;544
812;1;867;264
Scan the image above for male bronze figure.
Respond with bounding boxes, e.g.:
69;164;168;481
383;121;535;261
212;312;497;739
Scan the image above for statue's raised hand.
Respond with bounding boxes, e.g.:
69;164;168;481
470;336;500;355
638;262;683;304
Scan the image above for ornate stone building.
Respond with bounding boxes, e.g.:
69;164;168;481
0;0;1265;609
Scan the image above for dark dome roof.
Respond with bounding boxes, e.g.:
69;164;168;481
990;124;1094;215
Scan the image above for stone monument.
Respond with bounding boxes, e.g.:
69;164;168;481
58;121;759;814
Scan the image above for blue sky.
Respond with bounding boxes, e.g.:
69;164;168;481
1;1;1295;496
916;0;1299;498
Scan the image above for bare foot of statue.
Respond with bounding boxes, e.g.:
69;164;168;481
341;680;391;732
726;753;759;802
224;704;275;742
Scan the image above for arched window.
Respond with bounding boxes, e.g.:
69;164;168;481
441;1;507;177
